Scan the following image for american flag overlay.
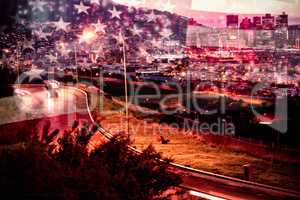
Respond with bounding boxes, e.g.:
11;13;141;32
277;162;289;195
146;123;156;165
0;0;188;66
1;1;300;199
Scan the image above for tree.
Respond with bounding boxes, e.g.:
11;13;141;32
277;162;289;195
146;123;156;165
0;121;182;200
0;63;15;97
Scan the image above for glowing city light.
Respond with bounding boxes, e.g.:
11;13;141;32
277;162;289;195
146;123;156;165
58;41;65;49
79;29;97;44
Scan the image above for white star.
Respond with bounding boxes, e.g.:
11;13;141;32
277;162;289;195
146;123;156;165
90;0;100;5
160;28;173;39
29;0;47;12
131;25;142;36
24;69;45;82
74;1;90;14
23;39;35;50
52;17;70;32
109;6;122;19
157;0;176;12
34;29;51;40
147;11;157;22
92;20;106;33
47;54;57;63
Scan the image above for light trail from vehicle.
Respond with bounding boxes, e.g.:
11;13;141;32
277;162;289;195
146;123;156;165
189;190;227;200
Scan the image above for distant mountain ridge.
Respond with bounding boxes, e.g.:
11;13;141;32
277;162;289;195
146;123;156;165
113;0;300;27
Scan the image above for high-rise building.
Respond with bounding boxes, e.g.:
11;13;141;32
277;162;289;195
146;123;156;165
262;14;275;30
275;28;288;49
186;23;208;47
255;30;275;49
240;17;253;29
288;25;300;49
253;16;262;29
274;12;288;48
276;12;288;28
226;15;239;28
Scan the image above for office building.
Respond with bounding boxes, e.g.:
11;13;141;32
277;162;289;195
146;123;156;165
227;15;239;28
240;17;253;29
253;16;262;29
262;14;275;30
276;12;288;28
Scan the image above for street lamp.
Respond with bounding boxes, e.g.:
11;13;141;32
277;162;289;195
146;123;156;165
16;42;21;86
119;32;130;136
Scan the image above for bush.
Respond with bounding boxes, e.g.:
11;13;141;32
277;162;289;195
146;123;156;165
0;63;16;97
0;122;182;200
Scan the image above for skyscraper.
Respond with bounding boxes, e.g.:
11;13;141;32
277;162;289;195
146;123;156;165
276;12;288;28
262;14;275;30
253;16;262;29
274;12;289;48
226;15;239;28
288;25;300;48
240;17;253;29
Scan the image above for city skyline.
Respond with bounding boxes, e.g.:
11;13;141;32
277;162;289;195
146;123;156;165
113;0;300;27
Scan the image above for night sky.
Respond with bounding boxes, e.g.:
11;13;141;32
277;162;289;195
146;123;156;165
0;0;18;26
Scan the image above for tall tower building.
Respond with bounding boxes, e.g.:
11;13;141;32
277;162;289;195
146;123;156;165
262;14;275;30
253;16;262;29
274;12;289;48
226;15;239;28
276;12;288;28
288;25;300;49
240;17;253;29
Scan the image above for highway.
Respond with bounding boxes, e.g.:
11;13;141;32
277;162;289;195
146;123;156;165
79;85;300;200
7;84;300;200
0;84;93;142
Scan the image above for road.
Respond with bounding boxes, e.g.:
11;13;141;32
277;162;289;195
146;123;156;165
193;90;271;106
0;85;95;143
176;168;299;200
3;84;300;200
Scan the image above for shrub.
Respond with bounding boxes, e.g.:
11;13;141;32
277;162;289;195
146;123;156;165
0;121;182;200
